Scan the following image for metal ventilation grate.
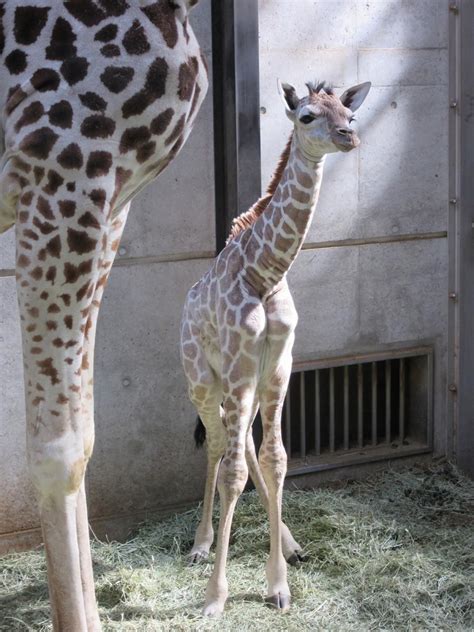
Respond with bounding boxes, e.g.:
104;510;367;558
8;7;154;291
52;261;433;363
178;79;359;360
255;347;433;476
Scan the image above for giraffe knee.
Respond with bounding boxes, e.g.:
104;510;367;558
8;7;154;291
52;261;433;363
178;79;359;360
28;430;87;499
218;455;248;498
259;441;287;488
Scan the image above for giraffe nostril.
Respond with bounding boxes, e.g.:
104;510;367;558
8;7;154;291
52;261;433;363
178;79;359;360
336;127;352;136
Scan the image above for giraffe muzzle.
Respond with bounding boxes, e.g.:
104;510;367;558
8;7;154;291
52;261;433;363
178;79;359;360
332;128;360;152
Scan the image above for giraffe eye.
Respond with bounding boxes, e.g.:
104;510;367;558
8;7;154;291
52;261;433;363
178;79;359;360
349;116;356;123
299;114;315;124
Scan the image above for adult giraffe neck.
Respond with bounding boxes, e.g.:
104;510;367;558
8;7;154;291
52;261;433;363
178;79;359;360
242;137;326;295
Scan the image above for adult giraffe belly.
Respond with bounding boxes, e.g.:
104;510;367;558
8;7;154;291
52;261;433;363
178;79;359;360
0;1;208;222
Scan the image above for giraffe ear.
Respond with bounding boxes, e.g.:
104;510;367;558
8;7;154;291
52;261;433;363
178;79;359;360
340;81;371;112
277;79;299;121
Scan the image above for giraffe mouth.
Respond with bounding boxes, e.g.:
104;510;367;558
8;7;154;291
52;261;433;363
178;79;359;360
334;143;355;153
333;136;360;152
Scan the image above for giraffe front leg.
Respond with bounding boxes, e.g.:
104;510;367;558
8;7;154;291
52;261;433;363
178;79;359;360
245;432;304;565
76;206;129;630
76;481;100;632
202;386;257;617
21;320;101;630
259;407;290;610
15;189;116;631
258;362;293;612
26;385;91;632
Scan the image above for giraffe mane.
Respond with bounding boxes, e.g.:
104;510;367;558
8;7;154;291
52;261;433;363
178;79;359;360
226;132;294;244
306;80;334;95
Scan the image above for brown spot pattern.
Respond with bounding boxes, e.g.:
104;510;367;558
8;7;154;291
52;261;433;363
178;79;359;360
61;56;89;85
37;196;54;220
14;6;50;45
178;57;198;101
49;101;73;129
6;49;27;75
34;166;45;185
33;217;57;235
14;101;45;132
89;189;107;210
123;19;150;55
31;68;61;92
86;151;113;178
64;259;93;283
43;170;64;195
58;200;76;218
100;43;120;57
37;357;60;385
81;115;116;139
67;228;98;255
150;107;174;135
122;56;168;118
79;92;106;112
20;127;59;159
57;143;84;169
78;212;101;230
100;65;134;93
46;235;62;258
95;23;118;42
45;266;57;283
46;17;77;60
141;2;178;48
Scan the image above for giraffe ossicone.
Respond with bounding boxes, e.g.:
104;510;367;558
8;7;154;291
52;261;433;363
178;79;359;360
1;2;207;630
181;77;371;616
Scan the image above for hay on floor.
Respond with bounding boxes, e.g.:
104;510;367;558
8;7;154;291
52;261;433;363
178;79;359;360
1;461;473;631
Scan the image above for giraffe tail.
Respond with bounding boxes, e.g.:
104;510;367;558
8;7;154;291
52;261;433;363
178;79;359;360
194;417;206;448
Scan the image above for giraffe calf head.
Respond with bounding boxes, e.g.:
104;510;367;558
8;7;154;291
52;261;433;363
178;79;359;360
278;79;371;158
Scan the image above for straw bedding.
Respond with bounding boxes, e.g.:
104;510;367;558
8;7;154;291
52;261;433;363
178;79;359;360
1;461;473;631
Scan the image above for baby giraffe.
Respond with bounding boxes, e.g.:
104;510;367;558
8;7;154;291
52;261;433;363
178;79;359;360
180;78;371;616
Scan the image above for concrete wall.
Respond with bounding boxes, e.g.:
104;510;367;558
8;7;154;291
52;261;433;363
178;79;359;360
0;1;214;551
258;0;449;453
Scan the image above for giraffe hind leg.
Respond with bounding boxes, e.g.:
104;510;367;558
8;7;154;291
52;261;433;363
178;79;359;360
181;338;226;564
187;404;226;564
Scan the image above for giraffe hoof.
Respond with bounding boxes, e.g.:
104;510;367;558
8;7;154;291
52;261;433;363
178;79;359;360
265;592;291;612
187;549;209;565
286;550;308;566
202;601;225;617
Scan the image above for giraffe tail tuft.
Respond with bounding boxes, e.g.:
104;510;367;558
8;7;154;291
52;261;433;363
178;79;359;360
194;417;206;448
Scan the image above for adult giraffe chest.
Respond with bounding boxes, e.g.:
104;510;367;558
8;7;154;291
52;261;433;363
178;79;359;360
0;0;208;230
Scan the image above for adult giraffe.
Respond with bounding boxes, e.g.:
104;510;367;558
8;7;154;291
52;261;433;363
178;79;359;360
0;1;207;629
181;79;371;615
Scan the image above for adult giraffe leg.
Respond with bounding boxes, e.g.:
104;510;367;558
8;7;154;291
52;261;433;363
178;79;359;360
76;205;130;630
16;186;122;631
